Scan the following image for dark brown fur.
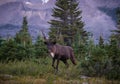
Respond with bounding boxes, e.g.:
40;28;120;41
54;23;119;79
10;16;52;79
41;30;76;71
44;41;76;71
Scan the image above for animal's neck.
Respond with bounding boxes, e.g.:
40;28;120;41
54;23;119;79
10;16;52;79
50;45;57;58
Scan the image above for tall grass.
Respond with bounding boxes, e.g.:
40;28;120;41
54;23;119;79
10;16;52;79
0;57;53;77
0;57;80;78
0;57;120;84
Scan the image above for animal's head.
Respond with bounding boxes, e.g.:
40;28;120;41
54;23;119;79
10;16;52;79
41;30;56;57
44;40;56;53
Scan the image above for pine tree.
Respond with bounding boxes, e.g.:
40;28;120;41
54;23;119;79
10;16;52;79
0;36;5;47
107;8;120;79
49;0;87;45
0;38;19;61
34;35;47;58
15;16;32;47
112;7;120;47
98;35;104;48
107;34;120;79
14;16;33;59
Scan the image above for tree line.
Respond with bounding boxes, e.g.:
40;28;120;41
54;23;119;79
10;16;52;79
0;0;120;80
0;17;47;61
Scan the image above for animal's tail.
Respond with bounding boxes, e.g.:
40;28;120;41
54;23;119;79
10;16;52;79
70;51;77;65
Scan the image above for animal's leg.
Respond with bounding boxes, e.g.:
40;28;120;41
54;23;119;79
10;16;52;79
54;59;60;74
52;58;55;69
70;51;76;65
62;60;69;68
56;59;60;71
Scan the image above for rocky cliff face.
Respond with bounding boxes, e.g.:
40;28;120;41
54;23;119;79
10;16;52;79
0;0;54;25
0;0;120;42
0;0;55;39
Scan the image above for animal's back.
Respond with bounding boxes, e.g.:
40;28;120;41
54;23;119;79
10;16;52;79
54;44;76;65
55;44;73;58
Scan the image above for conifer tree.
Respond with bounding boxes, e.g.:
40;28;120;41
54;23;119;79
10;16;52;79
15;16;32;47
106;9;120;79
98;35;104;48
112;7;120;47
34;35;47;58
0;36;5;47
0;38;18;61
14;16;33;59
49;0;87;45
107;34;120;79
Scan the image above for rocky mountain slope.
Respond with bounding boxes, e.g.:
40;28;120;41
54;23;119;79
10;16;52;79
0;0;119;42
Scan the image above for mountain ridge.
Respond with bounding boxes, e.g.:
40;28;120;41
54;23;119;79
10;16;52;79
0;0;119;43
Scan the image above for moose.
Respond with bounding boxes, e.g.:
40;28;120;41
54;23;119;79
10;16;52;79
42;31;76;72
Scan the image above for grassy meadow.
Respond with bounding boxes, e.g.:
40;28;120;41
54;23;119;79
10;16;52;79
0;0;120;83
0;57;119;84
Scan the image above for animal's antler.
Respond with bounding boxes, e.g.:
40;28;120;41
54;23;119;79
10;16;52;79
41;29;47;40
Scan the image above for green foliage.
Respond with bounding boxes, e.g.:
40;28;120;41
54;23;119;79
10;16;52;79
0;2;120;81
15;16;32;46
0;58;52;76
105;8;120;79
111;7;120;47
0;17;38;61
99;35;104;48
78;38;108;77
49;0;88;45
0;38;18;61
13;16;34;60
76;8;120;80
0;16;48;61
77;35;120;80
0;58;120;83
0;38;35;61
0;57;80;79
34;35;47;58
105;34;120;80
0;36;5;47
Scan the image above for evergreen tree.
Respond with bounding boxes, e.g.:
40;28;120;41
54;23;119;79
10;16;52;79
98;35;104;48
112;7;120;47
106;34;120;79
34;35;47;58
15;16;32;47
49;0;87;45
107;8;120;79
0;36;5;47
109;34;120;67
0;17;34;61
0;38;19;61
14;16;33;59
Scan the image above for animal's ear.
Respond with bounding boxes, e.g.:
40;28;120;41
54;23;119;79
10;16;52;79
44;41;47;45
52;41;56;45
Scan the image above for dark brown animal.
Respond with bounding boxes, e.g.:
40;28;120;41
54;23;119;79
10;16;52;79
42;31;76;71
